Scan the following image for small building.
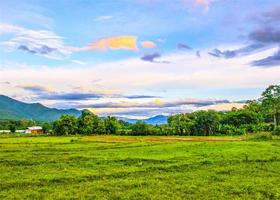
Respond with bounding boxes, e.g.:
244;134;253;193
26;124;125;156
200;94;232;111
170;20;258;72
25;126;43;135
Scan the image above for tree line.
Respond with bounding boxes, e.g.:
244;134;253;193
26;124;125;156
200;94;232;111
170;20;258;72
1;85;280;136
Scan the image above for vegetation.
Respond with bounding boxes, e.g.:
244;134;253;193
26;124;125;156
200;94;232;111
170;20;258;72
0;85;279;199
1;85;279;137
0;135;279;199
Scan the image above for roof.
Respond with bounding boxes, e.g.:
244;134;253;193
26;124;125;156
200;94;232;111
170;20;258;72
27;126;43;130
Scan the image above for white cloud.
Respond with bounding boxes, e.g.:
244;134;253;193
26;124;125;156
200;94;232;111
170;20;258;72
1;45;279;117
0;23;71;59
94;16;113;21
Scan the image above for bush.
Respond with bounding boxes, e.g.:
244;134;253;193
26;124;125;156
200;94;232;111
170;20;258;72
245;132;273;141
273;126;280;136
219;124;245;135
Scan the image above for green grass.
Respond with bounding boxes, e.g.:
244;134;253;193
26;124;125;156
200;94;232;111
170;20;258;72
0;135;280;199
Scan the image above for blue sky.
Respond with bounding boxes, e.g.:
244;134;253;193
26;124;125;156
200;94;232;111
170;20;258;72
0;0;280;118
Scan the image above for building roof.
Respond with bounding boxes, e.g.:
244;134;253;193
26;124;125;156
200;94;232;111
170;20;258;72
27;126;43;130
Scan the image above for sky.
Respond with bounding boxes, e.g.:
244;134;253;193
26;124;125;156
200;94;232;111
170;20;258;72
0;0;280;118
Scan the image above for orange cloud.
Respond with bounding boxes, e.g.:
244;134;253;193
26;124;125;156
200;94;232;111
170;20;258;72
88;36;138;51
141;41;158;48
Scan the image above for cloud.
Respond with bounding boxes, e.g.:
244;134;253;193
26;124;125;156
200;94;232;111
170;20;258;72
2;48;280;117
177;43;191;50
38;92;104;101
17;82;159;101
80;98;230;109
18;84;50;93
0;23;71;59
198;103;245;111
125;95;160;99
182;0;218;12
141;52;161;62
196;50;201;57
70;60;86;65
87;36;138;51
83;98;238;118
208;44;268;59
0;24;150;58
251;49;280;67
18;44;56;55
249;28;280;44
208;6;280;67
1;81;11;85
141;41;157;48
94;15;113;21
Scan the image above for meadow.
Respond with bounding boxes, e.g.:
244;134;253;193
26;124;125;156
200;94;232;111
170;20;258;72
0;135;280;200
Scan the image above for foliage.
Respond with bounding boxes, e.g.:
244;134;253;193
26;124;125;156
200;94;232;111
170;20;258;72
168;113;193;135
131;121;155;135
191;110;220;136
52;115;78;135
273;126;280;136
2;85;280;136
78;110;105;135
260;85;280;129
104;116;120;134
8;123;16;133
245;132;273;141
222;109;261;127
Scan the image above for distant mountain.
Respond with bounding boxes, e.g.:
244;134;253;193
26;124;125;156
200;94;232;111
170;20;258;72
118;115;168;125
0;95;81;121
144;115;168;125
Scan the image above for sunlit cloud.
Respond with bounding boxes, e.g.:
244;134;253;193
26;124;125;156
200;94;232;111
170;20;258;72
88;36;138;51
141;41;158;48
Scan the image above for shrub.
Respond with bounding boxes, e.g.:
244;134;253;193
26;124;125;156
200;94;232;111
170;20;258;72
245;132;273;141
273;126;280;136
219;124;245;135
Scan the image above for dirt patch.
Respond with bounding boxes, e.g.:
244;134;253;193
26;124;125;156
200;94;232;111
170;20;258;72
81;136;242;143
160;137;242;142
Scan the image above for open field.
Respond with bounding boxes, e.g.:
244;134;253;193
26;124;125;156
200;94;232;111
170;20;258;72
0;135;280;199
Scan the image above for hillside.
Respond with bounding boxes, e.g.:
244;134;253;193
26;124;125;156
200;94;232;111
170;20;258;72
0;95;81;121
118;115;168;125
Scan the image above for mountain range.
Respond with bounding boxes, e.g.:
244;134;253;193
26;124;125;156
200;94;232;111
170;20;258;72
0;95;168;124
118;115;168;125
0;95;81;121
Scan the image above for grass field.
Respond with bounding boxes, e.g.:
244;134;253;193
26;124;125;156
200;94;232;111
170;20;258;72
0;135;280;199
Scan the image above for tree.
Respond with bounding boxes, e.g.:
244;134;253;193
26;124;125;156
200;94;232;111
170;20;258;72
78;110;105;134
260;85;280;129
131;121;154;136
53;115;78;135
168;114;193;135
221;109;261;127
42;122;52;134
192;110;220;136
104;116;120;134
8;122;16;133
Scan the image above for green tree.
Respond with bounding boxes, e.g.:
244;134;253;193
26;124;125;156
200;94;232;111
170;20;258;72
8;122;16;133
104;116;120;134
168;114;193;135
131;121;154;136
42;122;52;134
192;110;220;136
260;85;280;129
53;115;78;135
221;109;261;127
78;110;105;134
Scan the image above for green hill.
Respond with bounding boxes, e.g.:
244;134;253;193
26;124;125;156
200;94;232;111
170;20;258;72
0;95;81;121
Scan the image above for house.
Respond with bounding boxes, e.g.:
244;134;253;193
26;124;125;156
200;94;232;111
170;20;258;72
25;126;43;134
